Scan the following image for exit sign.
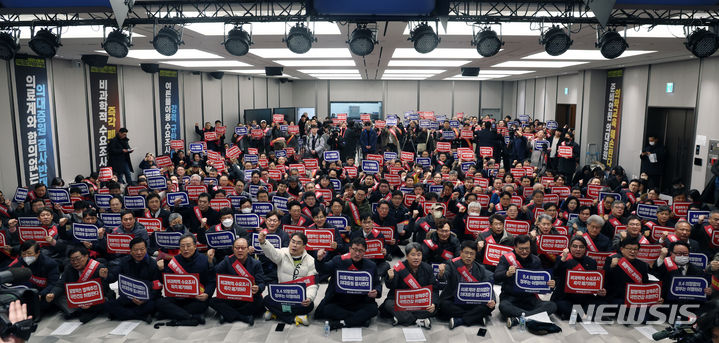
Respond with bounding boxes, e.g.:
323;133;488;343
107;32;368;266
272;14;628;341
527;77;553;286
564;87;568;95
666;82;674;93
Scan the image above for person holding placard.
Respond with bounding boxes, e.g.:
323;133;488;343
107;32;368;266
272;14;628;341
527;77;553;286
144;193;171;229
658;221;701;252
380;242;439;328
603;237;651;304
155;234;215;326
350;213;390;278
206;208;252;266
314;237;381;330
281;200;312;228
557;132;579;181
172;192;220;243
359;121;378;158
9;240;59;321
529;214;562;269
495;235;557;326
99;210;150;262
372;200;403;257
46;245;111;323
653;241;711;310
104;237;161;323
690;209;719;257
259;230;317;325
343;186;371;231
576;215;612;252
611;215;650;251
257;211;290;284
438;240;496;329
551;236;607;320
35;208;65;259
0;218;21;269
420;218;460;264
210;237;265;325
475;214;514;272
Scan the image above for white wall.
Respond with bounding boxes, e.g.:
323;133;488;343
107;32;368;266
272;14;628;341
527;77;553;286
53;59;91;178
617;66;650;179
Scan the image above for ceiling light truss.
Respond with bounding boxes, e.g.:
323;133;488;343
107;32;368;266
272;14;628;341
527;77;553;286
1;1;718;27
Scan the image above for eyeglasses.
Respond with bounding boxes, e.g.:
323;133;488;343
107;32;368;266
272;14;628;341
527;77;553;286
266;218;279;223
350;248;366;253
515;247;531;252
69;256;85;263
622;247;639;252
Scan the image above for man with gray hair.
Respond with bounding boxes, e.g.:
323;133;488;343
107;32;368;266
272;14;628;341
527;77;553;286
577;214;611;252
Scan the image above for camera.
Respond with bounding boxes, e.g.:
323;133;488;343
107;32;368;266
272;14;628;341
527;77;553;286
0;286;38;341
653;324;707;343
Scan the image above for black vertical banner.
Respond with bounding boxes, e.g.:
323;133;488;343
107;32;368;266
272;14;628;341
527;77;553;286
89;65;121;167
159;69;181;154
13;55;57;186
601;69;623;168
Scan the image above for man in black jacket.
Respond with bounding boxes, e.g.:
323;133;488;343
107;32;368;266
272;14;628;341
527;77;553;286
640;135;666;190
551;236;607;320
495;235;557;326
10;240;59;321
108;127;134;184
603;237;650;304
438;240;496;329
209;237;265;325
314;237;381;329
104;237;162;322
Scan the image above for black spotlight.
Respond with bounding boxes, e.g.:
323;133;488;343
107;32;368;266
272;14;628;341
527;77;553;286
29;28;61;58
152;26;183;56
284;23;316;54
472;28;503;57
0;31;19;61
409;22;439;54
596;29;627;59
348;25;377;57
685;28;719;58
224;26;252;56
540;26;572;56
102;29;132;58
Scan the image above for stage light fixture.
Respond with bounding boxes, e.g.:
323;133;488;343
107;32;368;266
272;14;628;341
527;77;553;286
224;25;252;56
409;22;440;54
347;25;377;57
29;28;61;58
472;27;503;57
540;26;572;56
284;23;316;54
0;31;19;61
152;26;183;56
596;29;627;59
102;28;132;58
685;28;719;58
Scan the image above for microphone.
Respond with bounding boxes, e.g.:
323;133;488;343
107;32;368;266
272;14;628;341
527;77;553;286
0;268;32;284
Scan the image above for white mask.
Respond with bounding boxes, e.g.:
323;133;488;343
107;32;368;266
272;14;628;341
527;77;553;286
433;210;443;219
222;218;233;227
674;256;689;266
241;208;252;214
648;141;656;146
23;256;37;265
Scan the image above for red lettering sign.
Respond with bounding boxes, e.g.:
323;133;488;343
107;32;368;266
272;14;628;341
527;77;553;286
170;140;184;150
210;199;232;211
366;154;383;164
511;196;523;207
483;243;514;266
587;251;613;269
216;274;253;301
163;273;200;297
315;189;333;205
251;129;263;139
305;229;335;250
565;270;604;294
672;201;691;217
375;120;386;129
587;185;603;199
304;159;319;170
475;178;489;188
268;169;283;181
282;225;305;235
510;168;525;178
99;167;113;181
289;164;306;175
65;279;105;308
18;227;49;245
558;146;573;158
365;239;384;259
505;220;530;236
216;126;227;136
538;235;569;255
186;185;208;200
374;226;395;242
204;131;217;141
460;130;473;139
273;114;284;123
106;234;134;254
479;146;493;157
651;226;674;241
155;155;173;168
394;287;433;311
476;194;490;207
126;185;147;196
437;142;451;152
637;244;663;264
551;186;571;199
400;151;414;162
288;125;299;134
625;283;662;306
404;194;424;208
343;166;358;179
465;216;489;235
226;146;241;160
544;194;559;204
360;114;370;121
137;218;162;234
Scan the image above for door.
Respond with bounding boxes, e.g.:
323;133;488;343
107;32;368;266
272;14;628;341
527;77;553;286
644;107;696;193
555;104;576;129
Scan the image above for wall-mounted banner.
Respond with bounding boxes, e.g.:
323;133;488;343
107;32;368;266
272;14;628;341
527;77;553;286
13;55;58;187
159;69;181;155
600;69;624;168
88;65;121;168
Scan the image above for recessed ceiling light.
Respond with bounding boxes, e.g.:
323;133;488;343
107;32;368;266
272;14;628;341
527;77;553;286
163;60;253;67
95;48;222;60
388;60;470;67
522;49;655;60
384;69;446;74
313;75;363;79
219;69;266;74
479;70;534;75
309;74;361;78
392;48;483;59
492;61;588;68
383;73;437;77
274;60;356;67
251;48;351;59
619;25;686;38
298;69;359;74
382;76;429;80
185;22;341;36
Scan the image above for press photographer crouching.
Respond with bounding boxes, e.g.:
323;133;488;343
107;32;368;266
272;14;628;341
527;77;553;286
654;301;719;343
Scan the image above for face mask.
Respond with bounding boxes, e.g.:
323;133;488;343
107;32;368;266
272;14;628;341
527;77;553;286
171;224;184;232
222;219;233;227
241;208;252;214
433;211;443;219
674;256;689;265
23;256;36;265
648;141;656;146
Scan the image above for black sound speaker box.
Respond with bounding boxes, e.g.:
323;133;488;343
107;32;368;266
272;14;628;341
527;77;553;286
265;67;283;76
461;67;480;77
